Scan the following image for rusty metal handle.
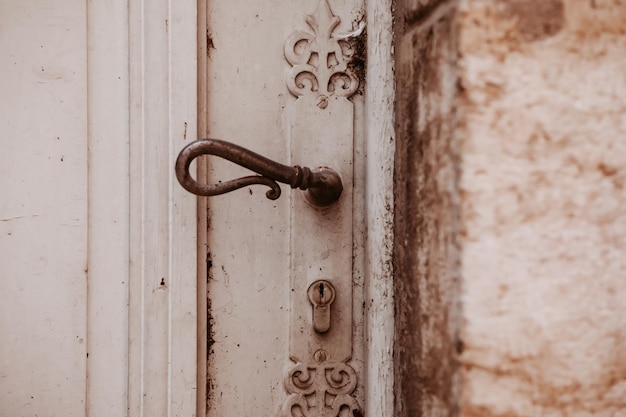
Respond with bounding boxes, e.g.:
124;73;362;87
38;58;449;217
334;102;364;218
175;139;343;206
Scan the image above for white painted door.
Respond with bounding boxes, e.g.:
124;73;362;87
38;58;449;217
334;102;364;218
0;1;393;416
1;3;89;415
1;1;197;416
190;1;395;416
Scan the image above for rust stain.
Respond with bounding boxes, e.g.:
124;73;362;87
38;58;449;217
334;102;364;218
598;162;618;177
499;0;565;41
206;250;216;414
207;31;216;57
346;19;367;94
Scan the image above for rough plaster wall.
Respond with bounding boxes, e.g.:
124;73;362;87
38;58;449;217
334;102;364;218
394;0;626;416
457;0;626;416
394;1;462;416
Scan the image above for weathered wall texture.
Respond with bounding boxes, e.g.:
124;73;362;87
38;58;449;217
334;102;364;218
458;0;626;415
394;1;462;416
394;0;626;416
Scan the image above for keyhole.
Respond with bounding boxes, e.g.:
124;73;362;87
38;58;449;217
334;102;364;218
307;280;336;334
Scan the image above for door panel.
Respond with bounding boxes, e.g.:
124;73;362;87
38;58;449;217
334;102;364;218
202;1;366;415
86;2;131;415
0;2;88;415
0;2;198;416
204;1;291;408
127;1;198;416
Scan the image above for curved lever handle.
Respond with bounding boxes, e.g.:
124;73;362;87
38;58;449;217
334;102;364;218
175;139;343;206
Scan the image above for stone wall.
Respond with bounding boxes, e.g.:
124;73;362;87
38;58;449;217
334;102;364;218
394;0;626;416
394;1;462;416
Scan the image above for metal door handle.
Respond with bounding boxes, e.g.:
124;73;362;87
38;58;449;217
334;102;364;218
175;139;343;206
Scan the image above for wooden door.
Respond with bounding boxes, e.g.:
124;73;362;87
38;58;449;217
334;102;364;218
1;2;89;415
1;1;197;416
193;0;395;415
0;1;394;416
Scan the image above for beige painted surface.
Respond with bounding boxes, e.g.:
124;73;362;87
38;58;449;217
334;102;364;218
0;2;198;416
1;1;393;415
86;1;131;415
458;1;626;415
127;1;198;416
364;0;396;416
0;3;88;415
200;0;396;415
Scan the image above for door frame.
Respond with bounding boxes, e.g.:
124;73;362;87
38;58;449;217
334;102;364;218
361;1;396;416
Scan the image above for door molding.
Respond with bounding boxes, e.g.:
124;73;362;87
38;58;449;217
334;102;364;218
194;0;396;416
128;1;198;416
363;1;396;416
86;1;131;415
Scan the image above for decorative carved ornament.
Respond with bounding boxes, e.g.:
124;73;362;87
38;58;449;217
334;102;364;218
280;361;360;417
281;1;364;416
284;0;359;103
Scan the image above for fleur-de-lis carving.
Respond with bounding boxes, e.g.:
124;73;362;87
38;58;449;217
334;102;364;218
284;0;359;101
